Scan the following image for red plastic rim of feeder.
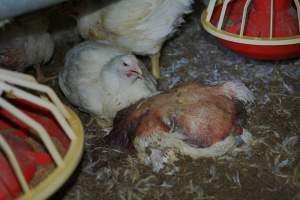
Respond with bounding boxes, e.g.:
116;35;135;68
0;69;84;200
200;0;300;60
0;98;70;200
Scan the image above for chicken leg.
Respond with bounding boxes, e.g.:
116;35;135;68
150;52;161;79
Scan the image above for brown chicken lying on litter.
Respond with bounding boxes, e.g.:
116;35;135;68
106;81;254;171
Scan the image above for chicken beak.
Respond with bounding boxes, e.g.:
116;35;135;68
129;65;143;79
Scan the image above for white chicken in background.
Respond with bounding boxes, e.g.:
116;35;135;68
0;16;55;82
59;41;157;127
77;0;194;79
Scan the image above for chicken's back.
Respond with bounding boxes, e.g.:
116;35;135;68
81;0;193;55
0;25;54;70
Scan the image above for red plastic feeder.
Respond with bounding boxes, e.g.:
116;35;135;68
0;69;84;200
0;99;68;200
200;0;300;60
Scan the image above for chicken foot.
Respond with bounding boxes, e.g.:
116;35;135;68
150;52;161;79
34;64;57;83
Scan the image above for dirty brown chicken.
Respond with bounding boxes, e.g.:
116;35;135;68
106;81;254;171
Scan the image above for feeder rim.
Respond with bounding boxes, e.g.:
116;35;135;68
201;10;300;46
18;107;84;200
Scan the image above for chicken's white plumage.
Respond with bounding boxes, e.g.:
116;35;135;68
59;41;157;122
77;0;194;78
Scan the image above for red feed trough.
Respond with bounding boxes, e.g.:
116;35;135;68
200;0;300;60
0;69;84;200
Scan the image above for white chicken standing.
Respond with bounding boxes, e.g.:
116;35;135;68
59;41;157;126
77;0;194;79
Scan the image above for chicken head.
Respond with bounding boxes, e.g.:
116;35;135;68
112;55;143;80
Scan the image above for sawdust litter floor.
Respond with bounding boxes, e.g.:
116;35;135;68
36;3;300;200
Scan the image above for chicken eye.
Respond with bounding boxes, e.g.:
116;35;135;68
123;62;129;67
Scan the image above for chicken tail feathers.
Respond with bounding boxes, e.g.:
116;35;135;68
221;81;255;103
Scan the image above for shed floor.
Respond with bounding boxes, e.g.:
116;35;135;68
30;2;300;200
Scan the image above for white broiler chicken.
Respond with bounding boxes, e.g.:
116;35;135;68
59;41;157;126
77;0;194;79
